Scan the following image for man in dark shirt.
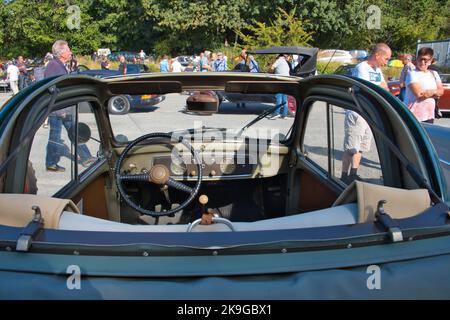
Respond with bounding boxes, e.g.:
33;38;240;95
45;40;94;172
100;56;110;70
16;56;27;90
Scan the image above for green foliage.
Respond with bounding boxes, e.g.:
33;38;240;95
0;0;448;60
235;8;313;70
0;0;102;58
146;63;160;73
316;61;345;75
236;8;312;49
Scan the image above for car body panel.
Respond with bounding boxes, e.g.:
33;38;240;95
1;234;450;299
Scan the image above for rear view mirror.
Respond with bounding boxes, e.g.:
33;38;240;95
186;91;219;114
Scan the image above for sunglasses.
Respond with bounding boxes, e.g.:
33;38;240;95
417;57;432;63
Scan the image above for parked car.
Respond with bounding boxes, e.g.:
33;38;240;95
437;74;450;114
317;49;354;64
77;64;163;114
0;72;449;299
334;64;401;97
176;56;192;67
349;49;368;62
108;51;139;62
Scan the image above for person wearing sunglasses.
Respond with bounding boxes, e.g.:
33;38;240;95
404;47;444;123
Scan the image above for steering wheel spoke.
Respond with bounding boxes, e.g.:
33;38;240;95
167;177;194;194
118;173;150;183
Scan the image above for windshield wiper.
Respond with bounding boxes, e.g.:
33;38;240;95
236;103;282;137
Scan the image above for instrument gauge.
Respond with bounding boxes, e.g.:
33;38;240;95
220;161;236;175
170;161;187;175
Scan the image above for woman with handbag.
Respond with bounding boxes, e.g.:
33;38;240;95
404;47;444;124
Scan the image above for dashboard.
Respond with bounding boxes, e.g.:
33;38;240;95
118;142;289;181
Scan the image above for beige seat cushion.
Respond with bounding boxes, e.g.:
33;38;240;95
0;194;79;229
333;181;431;223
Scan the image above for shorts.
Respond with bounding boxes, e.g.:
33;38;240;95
343;111;372;154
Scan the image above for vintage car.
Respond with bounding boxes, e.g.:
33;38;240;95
0;72;449;299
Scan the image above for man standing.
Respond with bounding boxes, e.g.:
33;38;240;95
16;56;27;90
213;52;227;71
269;54;291;119
45;39;94;172
399;54;415;102
341;43;391;183
171;58;183;72
118;55;127;75
160;55;170;73
139;50;146;64
6;62;20;95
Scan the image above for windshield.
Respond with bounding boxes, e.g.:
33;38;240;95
109;91;296;142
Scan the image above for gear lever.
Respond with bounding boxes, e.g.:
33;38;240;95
199;195;214;225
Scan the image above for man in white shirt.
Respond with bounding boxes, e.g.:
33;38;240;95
341;43;391;184
6;62;20;95
171;58;183;72
269;54;291;119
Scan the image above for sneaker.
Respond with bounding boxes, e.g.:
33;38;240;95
81;157;97;168
46;164;66;172
268;114;281;120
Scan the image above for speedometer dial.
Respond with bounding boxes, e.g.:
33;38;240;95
170;161;187;175
220;162;236;175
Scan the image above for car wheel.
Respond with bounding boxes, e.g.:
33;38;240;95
108;95;131;115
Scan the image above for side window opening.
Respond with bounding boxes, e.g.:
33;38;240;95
303;101;383;185
27;102;101;196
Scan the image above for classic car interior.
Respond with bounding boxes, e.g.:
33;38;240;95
0;74;444;235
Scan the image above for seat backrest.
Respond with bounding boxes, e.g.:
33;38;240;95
0;194;79;228
333;181;431;223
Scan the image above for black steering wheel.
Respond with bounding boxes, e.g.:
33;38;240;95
115;132;202;217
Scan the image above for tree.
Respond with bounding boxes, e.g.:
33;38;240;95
236;8;313;49
142;0;248;55
0;0;102;58
234;8;313;70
